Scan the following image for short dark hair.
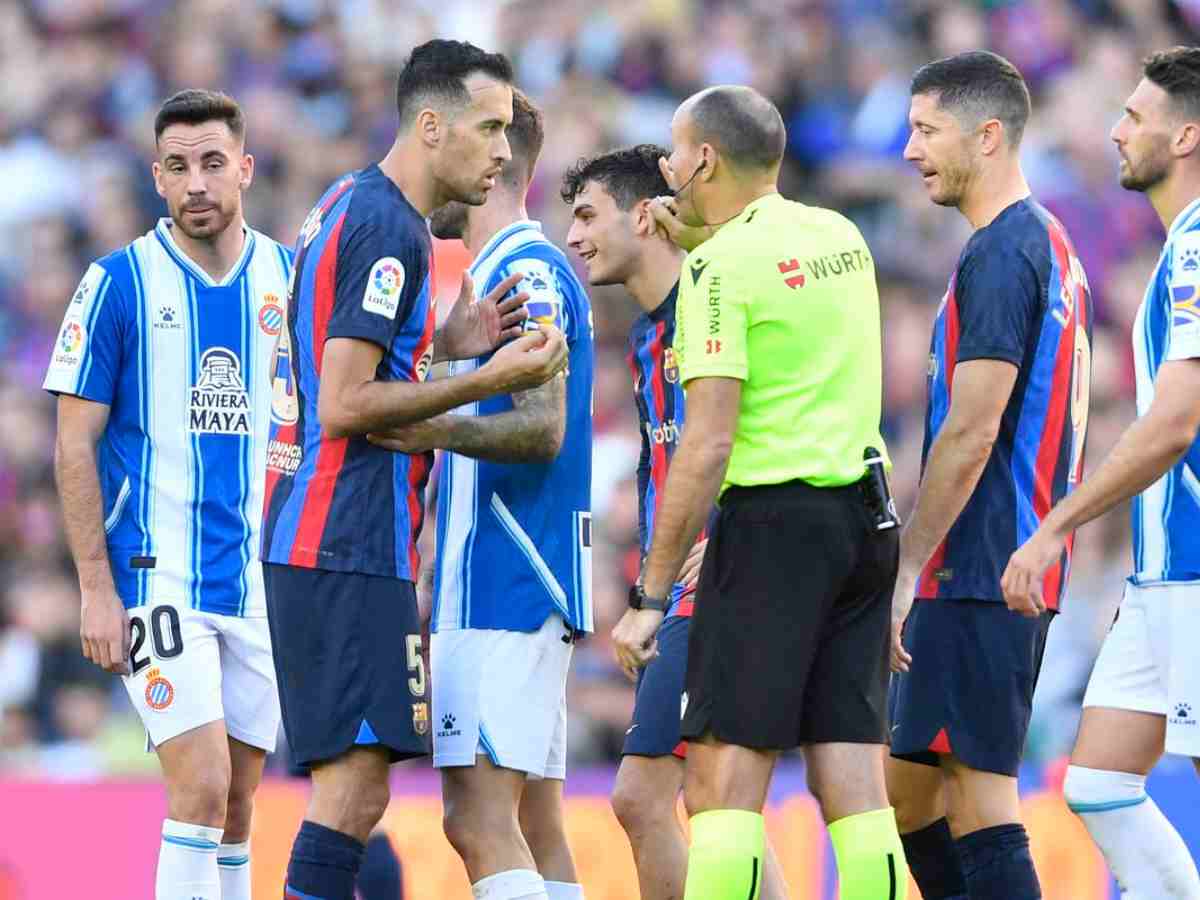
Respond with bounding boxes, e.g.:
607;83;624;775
688;86;785;171
395;39;514;128
1144;46;1200;120
560;144;671;210
503;89;545;187
910;51;1031;147
154;89;245;143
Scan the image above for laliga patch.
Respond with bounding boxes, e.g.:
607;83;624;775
516;259;565;332
52;320;86;370
363;257;405;319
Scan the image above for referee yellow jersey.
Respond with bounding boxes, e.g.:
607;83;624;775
675;192;887;495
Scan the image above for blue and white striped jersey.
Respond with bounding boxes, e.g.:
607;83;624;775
43;218;293;616
433;220;595;634
1131;197;1200;585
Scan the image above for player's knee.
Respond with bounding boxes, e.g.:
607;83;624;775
168;765;231;827
613;773;670;836
222;784;257;841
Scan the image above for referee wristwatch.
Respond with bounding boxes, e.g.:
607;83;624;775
628;583;669;612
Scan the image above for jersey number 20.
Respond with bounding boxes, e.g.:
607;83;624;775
129;606;184;674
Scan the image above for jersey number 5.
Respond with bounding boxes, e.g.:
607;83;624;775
129;606;184;674
406;634;426;698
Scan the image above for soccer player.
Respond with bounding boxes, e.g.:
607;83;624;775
562;145;788;900
258;42;568;900
46;89;290;900
1003;46;1200;898
621;85;906;900
888;52;1093;900
370;89;592;900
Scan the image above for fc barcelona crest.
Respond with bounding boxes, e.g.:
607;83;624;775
412;702;429;736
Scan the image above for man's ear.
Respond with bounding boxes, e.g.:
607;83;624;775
633;198;656;237
979;118;1005;157
151;161;166;199
1173;121;1200;159
417;108;441;148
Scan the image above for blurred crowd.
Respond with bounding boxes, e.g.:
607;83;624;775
1;0;1194;777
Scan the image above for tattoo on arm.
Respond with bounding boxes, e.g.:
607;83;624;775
440;373;566;464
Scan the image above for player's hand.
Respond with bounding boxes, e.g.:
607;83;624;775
678;538;707;589
436;271;529;362
612;607;664;681
80;586;131;675
647;195;716;252
367;415;450;454
480;324;568;395
890;571;917;673
1001;528;1060;618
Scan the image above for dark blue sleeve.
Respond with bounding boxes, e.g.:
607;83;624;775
326;207;425;350
954;239;1043;366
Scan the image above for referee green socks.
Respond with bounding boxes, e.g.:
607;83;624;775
683;809;765;900
828;807;908;900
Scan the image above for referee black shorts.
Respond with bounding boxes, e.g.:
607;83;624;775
680;478;896;750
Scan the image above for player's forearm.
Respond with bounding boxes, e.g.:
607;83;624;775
899;427;994;578
53;434;116;592
436;378;565;463
641;432;729;599
323;367;498;437
1041;412;1194;539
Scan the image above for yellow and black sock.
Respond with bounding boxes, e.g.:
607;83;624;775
682;809;765;900
828;806;908;900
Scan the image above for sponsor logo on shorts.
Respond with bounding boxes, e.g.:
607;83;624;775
1170;702;1196;728
412;702;429;736
437;713;462;739
145;668;175;711
680;691;688;721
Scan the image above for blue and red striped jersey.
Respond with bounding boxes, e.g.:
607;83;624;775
628;282;702;618
918;198;1093;610
260;165;435;581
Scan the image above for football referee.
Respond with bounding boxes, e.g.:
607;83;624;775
612;85;907;900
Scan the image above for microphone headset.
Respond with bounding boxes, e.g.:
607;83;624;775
663;157;740;229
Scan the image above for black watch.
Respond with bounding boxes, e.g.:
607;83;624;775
629;583;669;612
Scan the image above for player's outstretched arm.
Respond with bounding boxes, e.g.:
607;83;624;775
1002;357;1200;615
891;358;1017;671
433;271;530;363
53;394;130;675
319;324;568;439
367;372;565;463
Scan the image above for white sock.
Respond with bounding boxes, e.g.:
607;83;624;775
544;881;585;899
217;840;250;900
156;818;223;900
471;867;549;900
1065;765;1200;899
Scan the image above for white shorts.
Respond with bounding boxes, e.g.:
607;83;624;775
431;613;574;779
121;604;280;753
1083;581;1200;757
